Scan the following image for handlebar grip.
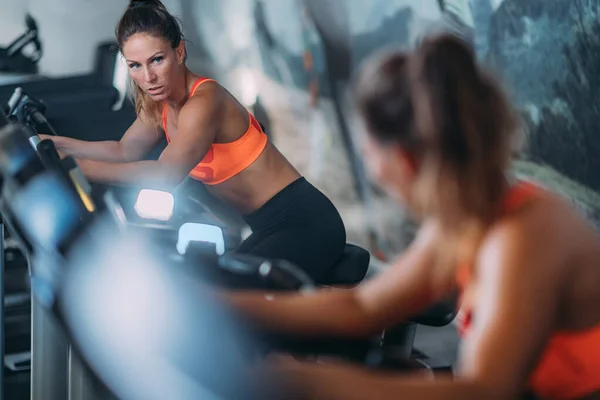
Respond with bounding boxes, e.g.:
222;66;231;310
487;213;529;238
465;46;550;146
30;110;58;136
260;260;315;292
36;139;63;170
6;88;23;116
216;254;315;291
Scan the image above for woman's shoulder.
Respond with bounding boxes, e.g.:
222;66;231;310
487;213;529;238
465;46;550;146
480;180;589;273
188;75;222;97
501;179;576;220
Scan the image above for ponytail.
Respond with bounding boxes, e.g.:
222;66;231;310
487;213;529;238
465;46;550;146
356;33;522;265
410;34;520;257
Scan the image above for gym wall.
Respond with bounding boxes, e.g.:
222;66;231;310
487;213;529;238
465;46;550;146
0;0;183;77
0;0;30;47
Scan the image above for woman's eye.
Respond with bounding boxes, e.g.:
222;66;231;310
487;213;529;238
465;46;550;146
128;63;140;69
152;57;163;64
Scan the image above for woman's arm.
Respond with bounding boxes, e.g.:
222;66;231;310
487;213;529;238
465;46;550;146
42;110;163;163
48;136;125;163
455;201;567;396
270;199;569;400
226;221;454;338
71;83;223;189
267;361;496;400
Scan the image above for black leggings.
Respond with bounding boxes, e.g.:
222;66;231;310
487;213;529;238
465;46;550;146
235;177;346;283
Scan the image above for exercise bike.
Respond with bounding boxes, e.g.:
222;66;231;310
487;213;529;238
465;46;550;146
0;114;370;399
0;14;42;78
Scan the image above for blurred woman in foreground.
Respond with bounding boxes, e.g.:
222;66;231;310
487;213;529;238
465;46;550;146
229;33;600;399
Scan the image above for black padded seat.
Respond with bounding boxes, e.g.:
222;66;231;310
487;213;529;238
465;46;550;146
320;243;370;286
410;296;457;327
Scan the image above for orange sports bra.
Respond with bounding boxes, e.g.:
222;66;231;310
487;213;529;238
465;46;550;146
162;77;268;185
456;180;600;399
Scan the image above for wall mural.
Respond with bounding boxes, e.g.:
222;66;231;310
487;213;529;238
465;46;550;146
177;0;600;256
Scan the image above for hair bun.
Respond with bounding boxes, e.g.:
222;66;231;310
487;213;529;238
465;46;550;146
128;0;167;11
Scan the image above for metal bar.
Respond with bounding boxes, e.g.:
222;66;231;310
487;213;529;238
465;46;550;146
1;219;5;400
68;344;118;400
30;292;69;400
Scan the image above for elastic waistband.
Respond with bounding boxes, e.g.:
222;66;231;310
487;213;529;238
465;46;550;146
243;177;314;230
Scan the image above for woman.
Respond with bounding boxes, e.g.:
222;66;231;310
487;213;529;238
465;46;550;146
226;34;600;399
43;0;346;282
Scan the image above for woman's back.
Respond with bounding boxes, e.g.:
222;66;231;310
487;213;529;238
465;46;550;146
458;180;600;398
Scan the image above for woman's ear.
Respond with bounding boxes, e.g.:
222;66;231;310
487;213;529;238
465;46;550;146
394;146;419;176
176;41;186;64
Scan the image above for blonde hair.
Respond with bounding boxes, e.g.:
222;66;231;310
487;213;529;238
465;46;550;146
128;77;164;128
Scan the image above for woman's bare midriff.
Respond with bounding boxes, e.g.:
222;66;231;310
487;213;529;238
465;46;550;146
205;142;301;214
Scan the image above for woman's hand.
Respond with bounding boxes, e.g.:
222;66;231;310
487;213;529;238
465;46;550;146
37;134;53;141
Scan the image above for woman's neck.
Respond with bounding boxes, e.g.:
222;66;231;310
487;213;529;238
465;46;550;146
165;68;190;111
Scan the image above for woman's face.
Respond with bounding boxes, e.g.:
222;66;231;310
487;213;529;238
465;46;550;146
122;33;185;102
362;134;417;207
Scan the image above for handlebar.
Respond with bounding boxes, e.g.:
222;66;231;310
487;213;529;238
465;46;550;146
6;88;58;136
5;87;23;116
2;90;97;216
29;108;58;136
216;253;315;291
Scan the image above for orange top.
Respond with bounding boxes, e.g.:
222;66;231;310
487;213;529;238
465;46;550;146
162;77;268;185
456;180;600;399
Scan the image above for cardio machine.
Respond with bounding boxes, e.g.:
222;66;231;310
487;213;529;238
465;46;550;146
0;14;42;77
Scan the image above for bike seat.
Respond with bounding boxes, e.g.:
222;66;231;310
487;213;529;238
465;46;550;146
320;243;370;287
409;295;457;327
